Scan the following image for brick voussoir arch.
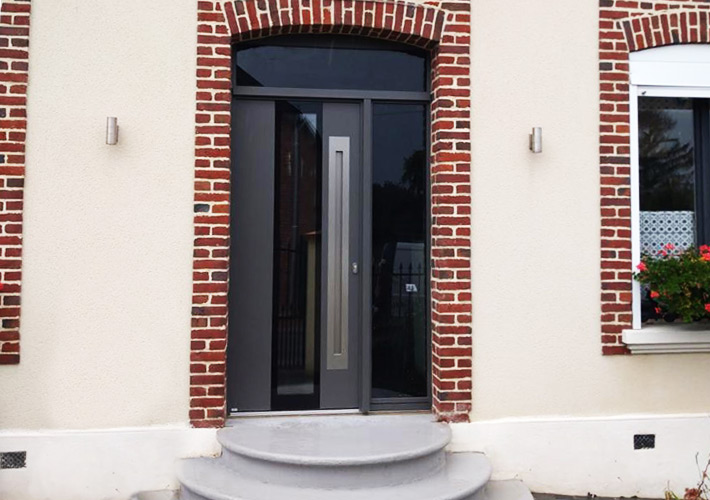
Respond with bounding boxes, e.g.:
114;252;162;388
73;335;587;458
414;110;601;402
599;3;710;356
620;10;710;52
222;0;448;47
191;0;472;427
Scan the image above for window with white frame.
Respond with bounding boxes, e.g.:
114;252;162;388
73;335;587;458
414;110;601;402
630;45;710;332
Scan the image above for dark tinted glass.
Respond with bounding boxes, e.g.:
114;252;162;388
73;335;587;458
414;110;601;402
638;96;698;322
639;97;696;213
371;103;428;399
236;39;426;92
638;97;697;255
272;101;322;409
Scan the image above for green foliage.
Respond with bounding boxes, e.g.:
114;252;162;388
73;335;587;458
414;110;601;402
633;244;710;323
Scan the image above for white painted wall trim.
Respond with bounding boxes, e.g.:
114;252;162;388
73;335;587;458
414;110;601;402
0;425;219;500
630;82;642;329
450;414;710;498
623;323;710;354
631;45;710;87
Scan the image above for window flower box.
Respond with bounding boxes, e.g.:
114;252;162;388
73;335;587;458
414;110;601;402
629;244;710;353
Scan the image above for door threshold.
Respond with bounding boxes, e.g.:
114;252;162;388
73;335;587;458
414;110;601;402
227;409;433;422
228;409;361;419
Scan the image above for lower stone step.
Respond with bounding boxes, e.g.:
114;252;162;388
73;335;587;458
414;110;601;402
131;478;534;500
178;452;492;500
474;480;535;500
131;491;178;500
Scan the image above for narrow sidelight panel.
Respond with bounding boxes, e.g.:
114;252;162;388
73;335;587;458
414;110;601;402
228;100;276;412
371;103;428;400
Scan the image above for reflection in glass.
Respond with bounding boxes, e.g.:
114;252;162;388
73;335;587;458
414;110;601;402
372;103;428;399
638;97;697;255
236;40;426;92
273;101;322;408
638;97;697;322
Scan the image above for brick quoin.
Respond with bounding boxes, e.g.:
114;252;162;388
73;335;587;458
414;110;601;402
599;0;710;355
0;0;30;366
192;0;472;427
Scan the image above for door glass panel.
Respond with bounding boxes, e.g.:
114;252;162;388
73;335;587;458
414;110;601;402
236;39;426;92
272;101;322;408
371;103;428;399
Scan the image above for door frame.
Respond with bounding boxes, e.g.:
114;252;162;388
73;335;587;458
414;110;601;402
189;0;475;427
231;82;432;414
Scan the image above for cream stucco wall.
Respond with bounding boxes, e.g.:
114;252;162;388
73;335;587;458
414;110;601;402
470;0;710;420
0;0;198;429
1;0;708;432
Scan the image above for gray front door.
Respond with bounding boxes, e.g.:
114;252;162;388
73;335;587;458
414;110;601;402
228;99;361;412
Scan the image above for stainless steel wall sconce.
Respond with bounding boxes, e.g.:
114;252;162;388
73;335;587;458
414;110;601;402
106;117;119;145
529;127;542;154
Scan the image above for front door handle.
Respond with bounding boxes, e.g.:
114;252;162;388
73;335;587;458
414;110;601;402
327;136;350;370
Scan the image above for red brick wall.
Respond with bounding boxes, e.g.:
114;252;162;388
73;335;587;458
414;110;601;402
600;0;710;355
191;0;472;427
0;0;30;365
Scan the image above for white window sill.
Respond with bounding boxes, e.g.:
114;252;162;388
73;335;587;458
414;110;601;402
622;323;710;354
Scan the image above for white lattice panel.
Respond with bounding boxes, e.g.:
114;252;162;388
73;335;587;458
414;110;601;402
640;210;695;255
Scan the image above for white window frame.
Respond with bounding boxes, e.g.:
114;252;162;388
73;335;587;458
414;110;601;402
625;45;710;353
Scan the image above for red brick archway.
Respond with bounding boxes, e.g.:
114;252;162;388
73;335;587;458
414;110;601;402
190;0;472;427
599;3;710;355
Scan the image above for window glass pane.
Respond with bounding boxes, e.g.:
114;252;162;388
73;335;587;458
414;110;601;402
273;101;322;407
371;103;428;399
236;40;426;92
638;96;696;256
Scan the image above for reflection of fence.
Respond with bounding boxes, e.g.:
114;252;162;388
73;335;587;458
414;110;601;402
275;247;307;370
388;262;426;321
373;261;428;394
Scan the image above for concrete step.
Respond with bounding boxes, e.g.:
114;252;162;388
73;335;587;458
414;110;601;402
130;490;178;500
178;452;492;500
216;414;451;488
130;415;535;500
474;480;536;500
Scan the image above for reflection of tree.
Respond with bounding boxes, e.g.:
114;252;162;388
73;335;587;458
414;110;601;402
639;107;695;211
373;149;426;248
401;150;426;197
372;148;427;398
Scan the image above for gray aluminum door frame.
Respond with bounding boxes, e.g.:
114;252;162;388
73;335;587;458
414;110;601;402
230;87;432;414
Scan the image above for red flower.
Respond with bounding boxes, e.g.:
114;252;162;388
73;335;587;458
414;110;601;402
650;291;660;299
701;245;710;253
705;304;710;313
665;243;676;250
655;307;662;315
685;488;702;500
636;262;647;272
703;253;710;262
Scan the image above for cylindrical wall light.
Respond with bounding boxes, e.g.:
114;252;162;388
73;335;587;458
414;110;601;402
529;127;542;154
106;117;119;145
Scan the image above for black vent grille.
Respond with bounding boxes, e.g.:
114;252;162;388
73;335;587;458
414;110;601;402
0;451;26;469
634;434;655;450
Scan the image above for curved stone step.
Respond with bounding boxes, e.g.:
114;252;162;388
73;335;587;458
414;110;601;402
179;452;492;500
130;491;178;500
217;415;451;488
473;480;535;500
